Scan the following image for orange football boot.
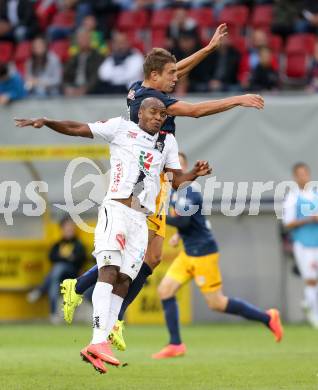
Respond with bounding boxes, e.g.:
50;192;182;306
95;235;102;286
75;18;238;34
267;309;284;342
80;347;107;374
152;343;186;359
87;341;120;366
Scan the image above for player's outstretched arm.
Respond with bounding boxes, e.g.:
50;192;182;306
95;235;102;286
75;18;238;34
167;94;264;118
14;117;93;138
176;24;227;80
167;160;212;190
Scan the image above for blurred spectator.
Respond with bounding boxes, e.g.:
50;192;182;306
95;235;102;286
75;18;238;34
298;1;318;34
271;0;303;39
98;31;143;94
35;0;58;32
25;36;62;97
166;4;198;50
0;0;39;42
172;31;213;93
307;42;318;93
63;28;104;96
27;216;86;323
208;35;241;92
69;14;108;56
0;63;26;104
240;29;278;88
248;46;279;91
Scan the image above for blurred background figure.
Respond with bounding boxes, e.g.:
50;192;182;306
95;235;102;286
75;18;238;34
208;35;241;92
248;47;279;91
0;0;39;42
271;0;302;40
166;3;198;51
307;42;318;93
63;28;104;96
27;216;86;324
25;36;62;97
69;14;108;56
283;163;318;328
97;31;143;94
0;62;26;104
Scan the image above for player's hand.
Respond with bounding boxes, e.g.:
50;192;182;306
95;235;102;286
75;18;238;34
239;94;264;110
14;117;47;128
206;23;228;51
169;233;180;248
192;160;212;177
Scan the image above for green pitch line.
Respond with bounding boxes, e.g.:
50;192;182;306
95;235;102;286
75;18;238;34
0;323;317;390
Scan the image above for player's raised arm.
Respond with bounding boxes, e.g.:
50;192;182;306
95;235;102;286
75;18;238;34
167;94;264;118
176;24;227;80
14;117;93;138
167;160;212;190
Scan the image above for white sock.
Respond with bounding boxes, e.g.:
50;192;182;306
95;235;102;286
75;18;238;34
104;293;124;338
91;282;113;344
304;285;318;314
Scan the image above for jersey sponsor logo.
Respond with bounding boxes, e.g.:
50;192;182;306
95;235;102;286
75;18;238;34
127;130;138;139
111;162;122;192
139;151;153;174
127;89;136;100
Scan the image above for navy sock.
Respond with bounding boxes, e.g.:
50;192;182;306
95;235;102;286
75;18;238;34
225;298;270;326
118;262;152;321
162;297;182;345
75;265;98;294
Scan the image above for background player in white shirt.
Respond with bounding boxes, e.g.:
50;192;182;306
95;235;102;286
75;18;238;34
15;97;212;374
283;163;318;328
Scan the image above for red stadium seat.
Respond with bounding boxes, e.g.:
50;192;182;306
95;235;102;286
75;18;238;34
151;29;168;48
117;10;148;32
14;41;32;64
251;5;273;31
188;7;214;27
14;41;32;75
129;37;145;54
219;6;249;34
151;9;173;30
285;53;308;78
51;10;75;28
286;33;316;55
0;41;14;63
50;39;70;63
269;34;283;54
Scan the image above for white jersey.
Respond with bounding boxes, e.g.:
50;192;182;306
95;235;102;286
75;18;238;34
88;117;181;214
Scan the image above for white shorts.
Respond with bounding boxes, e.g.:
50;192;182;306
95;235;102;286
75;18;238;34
94;200;148;280
293;242;318;280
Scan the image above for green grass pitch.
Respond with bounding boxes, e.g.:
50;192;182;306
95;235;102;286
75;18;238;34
0;323;317;390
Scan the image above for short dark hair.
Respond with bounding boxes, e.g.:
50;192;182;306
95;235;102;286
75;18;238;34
292;162;310;173
59;214;73;227
178;151;187;162
143;48;176;79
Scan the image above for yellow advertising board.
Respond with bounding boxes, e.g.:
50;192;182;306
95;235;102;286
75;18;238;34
126;225;192;325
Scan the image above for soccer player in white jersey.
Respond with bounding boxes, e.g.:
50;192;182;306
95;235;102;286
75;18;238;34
15;97;211;374
283;163;318;328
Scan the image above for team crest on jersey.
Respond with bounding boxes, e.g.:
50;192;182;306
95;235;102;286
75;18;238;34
127;89;135;100
139;151;153;174
156;141;164;152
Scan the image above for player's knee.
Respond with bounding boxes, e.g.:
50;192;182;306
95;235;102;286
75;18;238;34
98;265;119;286
113;274;131;298
146;253;162;270
157;281;173;300
206;294;227;312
